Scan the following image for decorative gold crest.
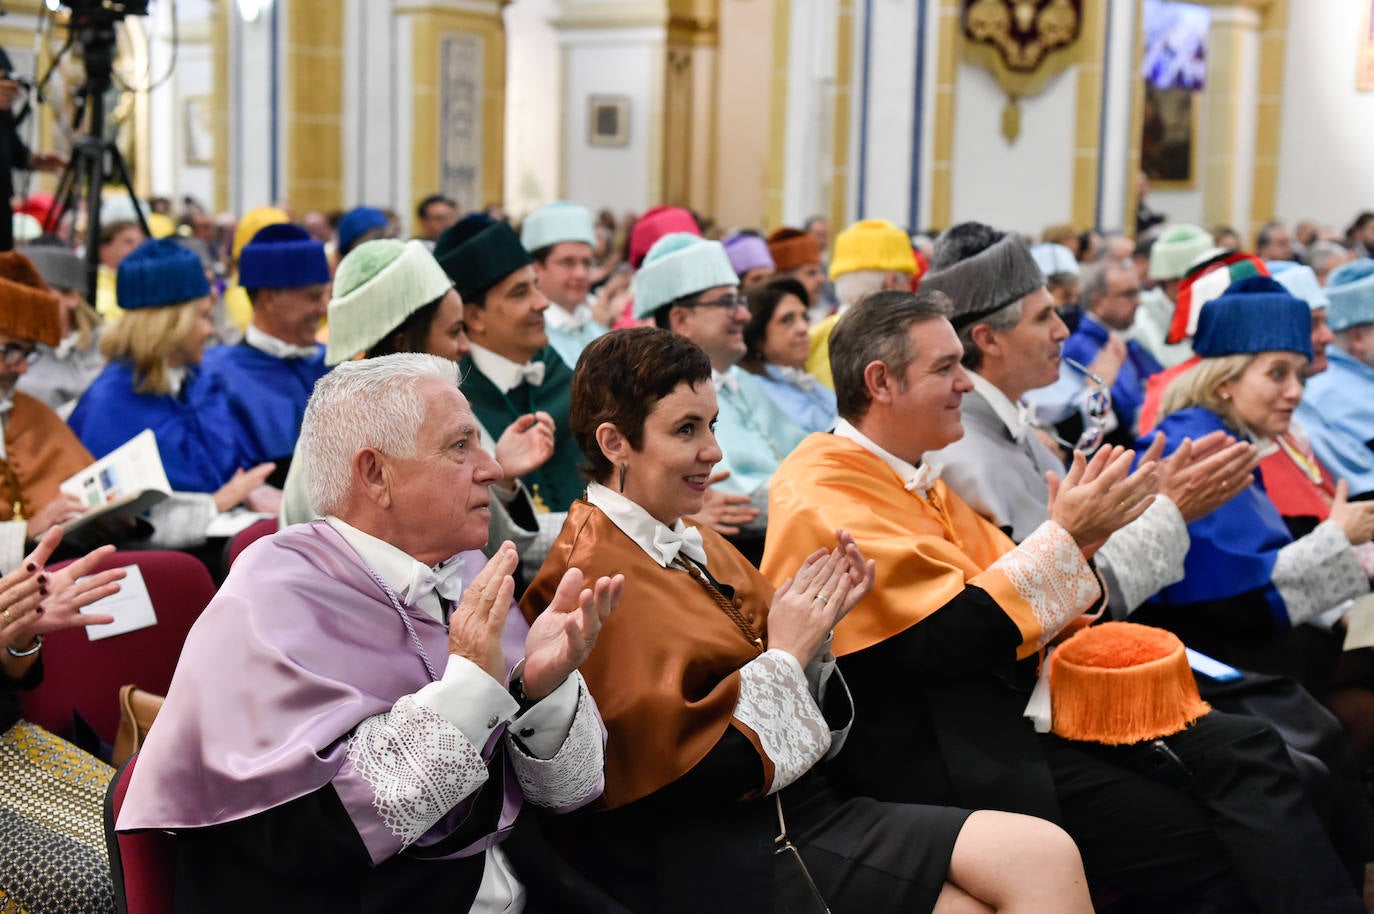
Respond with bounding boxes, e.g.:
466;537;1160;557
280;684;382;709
966;0;1081;72
962;0;1084;142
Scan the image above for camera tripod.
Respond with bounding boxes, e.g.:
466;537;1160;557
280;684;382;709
44;18;150;303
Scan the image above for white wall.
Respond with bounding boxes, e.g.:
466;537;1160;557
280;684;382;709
147;0;216;211
559;28;661;213
504;0;562;219
781;0;837;226
1274;0;1374;230
343;0;405;217
1098;0;1138;232
854;0;918;228
230;5;282;212
949;62;1076;235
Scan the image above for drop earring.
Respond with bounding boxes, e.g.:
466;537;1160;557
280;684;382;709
618;464;627;493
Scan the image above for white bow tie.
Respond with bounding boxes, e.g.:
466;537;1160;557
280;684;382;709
904;461;943;497
714;371;739;395
564;304;592;332
774;365;815;392
652;523;708;569
166;366;187;397
518;361;546;388
247;327;321;360
54;334;79;360
403;558;468;608
1009;402;1032;443
0;396;13;419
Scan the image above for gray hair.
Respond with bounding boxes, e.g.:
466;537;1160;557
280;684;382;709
298;353;463;516
834;269;890;309
956;299;1023;372
921;224;1043;372
831;289;953;421
1307;240;1350;276
1078;258;1134;313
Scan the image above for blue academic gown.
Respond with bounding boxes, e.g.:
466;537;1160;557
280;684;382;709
750;365;837;434
543;303;608;370
1062;313;1163;434
201;342;331;465
1136;408;1292;633
1300;347;1374;496
712;367;809;498
68;361;253;494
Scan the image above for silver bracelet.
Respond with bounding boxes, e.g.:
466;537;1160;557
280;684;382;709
6;634;41;658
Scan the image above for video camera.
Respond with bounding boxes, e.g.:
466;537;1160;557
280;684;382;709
59;0;150;30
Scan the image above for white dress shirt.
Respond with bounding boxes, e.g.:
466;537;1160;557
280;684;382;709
325;516;580;914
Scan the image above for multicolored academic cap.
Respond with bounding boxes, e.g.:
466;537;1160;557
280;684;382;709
1165;250;1268;344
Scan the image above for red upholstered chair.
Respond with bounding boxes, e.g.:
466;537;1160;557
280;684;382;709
20;550;215;746
225;517;278;569
105;754;176;914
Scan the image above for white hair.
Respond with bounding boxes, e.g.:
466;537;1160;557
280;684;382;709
298;353;463;516
834;269;890;309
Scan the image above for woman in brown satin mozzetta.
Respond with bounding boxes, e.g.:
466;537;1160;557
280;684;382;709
520;327;1093;914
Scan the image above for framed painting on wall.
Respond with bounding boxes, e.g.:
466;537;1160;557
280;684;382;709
1140;83;1197;188
587;96;630;147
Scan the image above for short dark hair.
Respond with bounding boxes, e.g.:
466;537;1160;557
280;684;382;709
99;219;139;245
416;194;456;222
830;289;953;422
570;327;713;483
1255;220;1284;251
650;292;698;331
741;277;809;374
363;293;449;358
1347;211;1374;241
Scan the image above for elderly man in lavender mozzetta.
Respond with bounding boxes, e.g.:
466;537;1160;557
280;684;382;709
117;353;621;913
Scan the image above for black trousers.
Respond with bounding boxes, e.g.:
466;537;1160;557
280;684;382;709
1047;709;1363;914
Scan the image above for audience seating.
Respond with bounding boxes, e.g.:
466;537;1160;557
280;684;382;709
224;517;278;570
104;754;175;914
20;550;215;747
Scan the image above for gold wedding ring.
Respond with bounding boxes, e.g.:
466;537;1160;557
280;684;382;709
2;608;10;624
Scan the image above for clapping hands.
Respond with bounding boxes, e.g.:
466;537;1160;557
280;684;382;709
766;530;876;666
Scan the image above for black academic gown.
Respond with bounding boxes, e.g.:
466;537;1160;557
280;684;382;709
169;755;507;914
836;594;1361;914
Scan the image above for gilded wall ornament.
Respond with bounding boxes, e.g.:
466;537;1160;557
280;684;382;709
962;0;1084;142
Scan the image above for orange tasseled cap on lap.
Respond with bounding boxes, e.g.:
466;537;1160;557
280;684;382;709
1050;622;1211;746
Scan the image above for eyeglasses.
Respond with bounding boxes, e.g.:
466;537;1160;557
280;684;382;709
1036;357;1113;454
688;294;748;312
0;343;38;367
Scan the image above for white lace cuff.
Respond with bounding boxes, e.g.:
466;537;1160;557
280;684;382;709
990;520;1100;647
1273;520;1368;627
346;695;489;848
734;649;831;795
1097;496;1188;615
144;492;218;550
0;519;26;573
509;678;606;810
